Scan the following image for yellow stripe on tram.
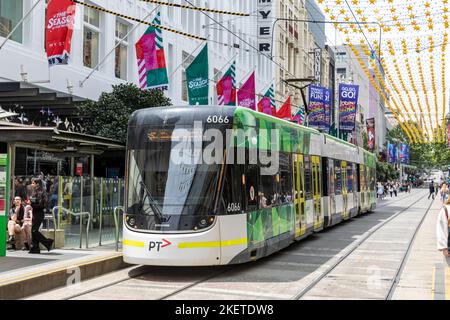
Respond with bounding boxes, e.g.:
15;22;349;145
178;238;247;249
123;240;145;248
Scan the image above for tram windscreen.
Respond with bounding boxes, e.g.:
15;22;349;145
126;125;222;228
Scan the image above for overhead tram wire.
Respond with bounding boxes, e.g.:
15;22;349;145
70;0;206;41
181;0;299;83
139;0;249;16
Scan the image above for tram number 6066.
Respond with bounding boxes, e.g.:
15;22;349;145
227;203;241;212
206;115;229;124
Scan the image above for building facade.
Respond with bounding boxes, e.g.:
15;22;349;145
0;0;272;116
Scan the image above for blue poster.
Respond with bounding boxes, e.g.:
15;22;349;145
338;83;359;132
323;88;332;133
308;85;325;131
388;143;398;164
400;143;409;164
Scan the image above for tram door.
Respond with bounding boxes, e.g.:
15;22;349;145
293;154;306;238
341;161;349;219
312;156;322;230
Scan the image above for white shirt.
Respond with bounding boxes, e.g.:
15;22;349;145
436;205;450;251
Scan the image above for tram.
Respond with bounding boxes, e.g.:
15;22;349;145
123;106;376;266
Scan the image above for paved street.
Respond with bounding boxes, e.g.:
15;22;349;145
28;189;443;300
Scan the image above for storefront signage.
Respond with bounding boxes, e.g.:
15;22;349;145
257;0;274;55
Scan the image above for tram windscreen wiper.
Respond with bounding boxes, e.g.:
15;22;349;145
139;181;165;222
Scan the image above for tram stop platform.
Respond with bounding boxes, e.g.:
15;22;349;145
0;248;127;299
392;196;450;300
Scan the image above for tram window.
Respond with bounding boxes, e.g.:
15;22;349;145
347;165;353;193
293;155;299;198
220;164;244;215
304;156;312;200
279;153;293;204
328;159;335;196
245;164;259;212
322;157;329;197
260;166;277;207
334;160;342;195
299;157;305;199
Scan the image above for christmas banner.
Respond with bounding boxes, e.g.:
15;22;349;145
237;72;256;110
366;118;375;151
135;12;169;90
338;83;359;132
257;96;272;115
400;143;410;164
323;88;332;133
45;0;76;66
186;44;209;105
275;96;292;120
308;85;325;130
217;61;236;106
293;107;306;125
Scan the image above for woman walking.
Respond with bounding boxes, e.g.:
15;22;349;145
29;178;54;254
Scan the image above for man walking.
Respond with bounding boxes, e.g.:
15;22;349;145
429;181;436;200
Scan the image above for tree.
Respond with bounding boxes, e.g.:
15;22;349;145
77;83;172;143
386;124;450;170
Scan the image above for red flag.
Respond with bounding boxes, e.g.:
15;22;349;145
275;97;292;120
45;0;76;66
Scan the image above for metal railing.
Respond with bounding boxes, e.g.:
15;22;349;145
52;206;91;249
113;206;124;252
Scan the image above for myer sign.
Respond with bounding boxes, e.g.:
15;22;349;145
314;48;322;84
257;0;274;55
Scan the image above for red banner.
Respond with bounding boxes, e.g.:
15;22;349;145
45;0;76;66
366;118;375;151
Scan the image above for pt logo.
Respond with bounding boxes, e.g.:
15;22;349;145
149;239;172;251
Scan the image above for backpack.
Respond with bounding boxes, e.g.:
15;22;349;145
444;206;450;249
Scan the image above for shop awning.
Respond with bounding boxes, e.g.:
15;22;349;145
0;122;124;154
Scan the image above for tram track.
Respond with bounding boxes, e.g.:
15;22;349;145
53;190;428;300
292;191;432;300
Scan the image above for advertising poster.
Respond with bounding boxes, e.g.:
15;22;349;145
308;85;325;130
388;143;398;164
186;44;209;105
45;0;76;66
366;118;375;151
400;143;410;164
0;154;8;257
323;88;332;133
339;83;359;132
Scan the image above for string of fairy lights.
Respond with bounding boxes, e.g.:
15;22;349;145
317;0;450;144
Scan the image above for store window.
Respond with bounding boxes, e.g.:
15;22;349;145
0;0;23;43
83;5;100;68
115;19;128;80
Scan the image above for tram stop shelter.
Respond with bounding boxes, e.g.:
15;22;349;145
0;121;125;255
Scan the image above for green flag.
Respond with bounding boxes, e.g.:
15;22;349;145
186;44;209;105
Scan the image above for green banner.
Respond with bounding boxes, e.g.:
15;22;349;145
186;44;209;105
0;153;8;257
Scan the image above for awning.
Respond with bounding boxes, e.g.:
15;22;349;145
0;122;124;154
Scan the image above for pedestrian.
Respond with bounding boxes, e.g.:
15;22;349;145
408;182;412;193
394;183;398;197
442;183;449;204
6;196;25;250
22;199;33;251
29;178;54;254
389;184;394;197
429;181;436;200
436;182;440;196
377;183;384;200
436;197;450;259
